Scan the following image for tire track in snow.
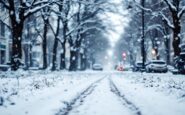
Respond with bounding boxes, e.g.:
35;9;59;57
56;77;105;115
109;78;142;115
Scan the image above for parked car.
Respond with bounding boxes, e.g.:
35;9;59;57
173;44;185;74
133;62;145;72
174;52;185;74
116;65;124;71
0;64;10;71
146;60;168;73
92;64;103;71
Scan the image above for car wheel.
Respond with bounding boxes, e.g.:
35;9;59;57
164;70;168;73
147;68;151;73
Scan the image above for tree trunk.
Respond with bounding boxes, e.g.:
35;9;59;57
24;27;30;70
69;48;77;71
51;17;60;71
172;19;181;57
60;23;67;70
60;44;66;70
42;19;49;69
51;38;58;71
11;23;24;71
24;45;29;70
129;50;135;66
29;45;33;67
171;3;181;57
165;37;171;64
163;25;171;64
80;53;86;70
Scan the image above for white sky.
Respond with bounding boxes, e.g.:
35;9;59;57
107;13;129;47
104;1;130;48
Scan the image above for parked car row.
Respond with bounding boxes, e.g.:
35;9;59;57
132;60;168;73
0;62;40;71
130;44;185;74
0;62;104;71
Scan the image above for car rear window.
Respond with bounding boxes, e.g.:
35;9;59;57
137;63;142;65
152;61;165;64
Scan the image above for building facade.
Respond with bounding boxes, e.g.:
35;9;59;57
0;5;10;65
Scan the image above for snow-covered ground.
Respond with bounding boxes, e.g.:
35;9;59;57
0;70;185;115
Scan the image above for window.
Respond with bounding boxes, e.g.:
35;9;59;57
0;22;5;37
0;50;6;64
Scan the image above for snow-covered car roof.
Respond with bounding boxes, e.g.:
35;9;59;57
150;60;165;63
93;64;102;67
180;52;185;55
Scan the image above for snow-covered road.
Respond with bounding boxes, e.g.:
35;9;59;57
1;71;185;115
65;77;133;115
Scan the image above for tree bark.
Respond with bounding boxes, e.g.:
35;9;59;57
172;15;181;57
29;45;33;67
80;52;86;70
60;23;67;70
51;38;58;70
23;44;29;70
4;0;51;70
166;38;170;64
11;23;24;70
42;19;49;69
164;0;182;57
51;17;60;71
69;48;78;71
60;43;66;70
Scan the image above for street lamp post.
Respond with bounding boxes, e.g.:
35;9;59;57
141;0;146;70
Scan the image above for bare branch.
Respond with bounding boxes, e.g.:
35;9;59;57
24;3;50;18
0;0;10;9
35;28;44;40
48;20;56;36
163;0;177;12
178;6;185;19
160;12;174;29
0;19;12;30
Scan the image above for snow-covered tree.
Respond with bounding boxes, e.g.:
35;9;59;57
125;0;185;64
67;0;108;71
0;0;54;70
161;0;185;57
